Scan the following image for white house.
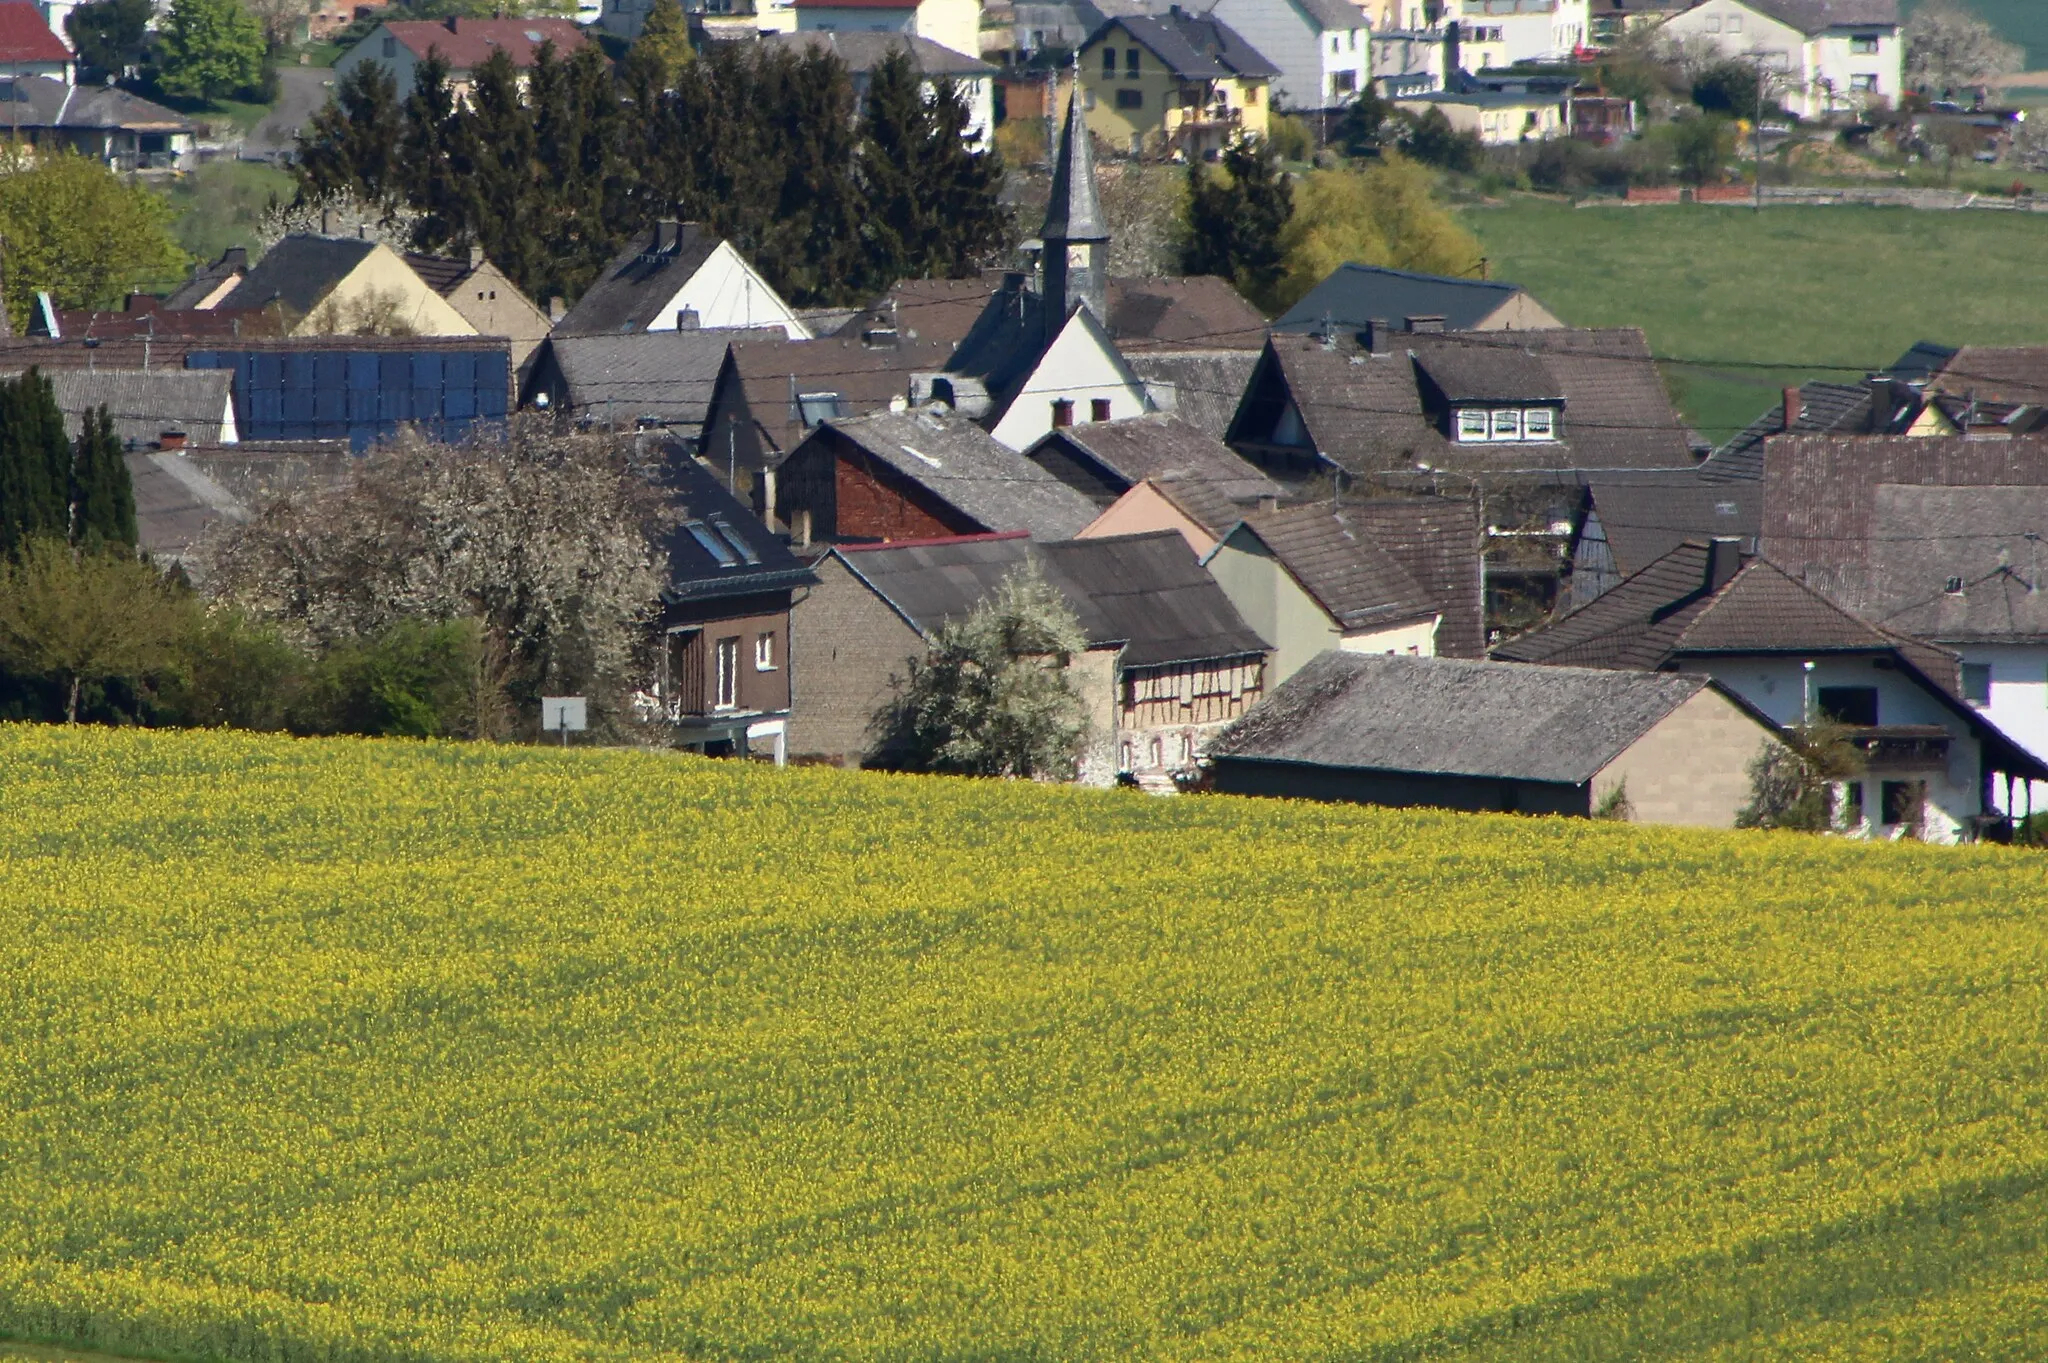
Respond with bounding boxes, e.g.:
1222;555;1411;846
2;1;75;83
332;16;590;99
1371;25;1450;94
1190;0;1371;113
759;31;997;146
789;0;980;58
1395;87;1565;142
1655;0;1901;120
1451;0;1588;72
552;221;812;340
597;0;795;39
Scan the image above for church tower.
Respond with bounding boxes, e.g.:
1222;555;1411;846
1040;79;1110;331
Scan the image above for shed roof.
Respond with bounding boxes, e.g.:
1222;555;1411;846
816;409;1099;540
1272;263;1535;336
1211;651;1716;785
218;235;378;317
1029;413;1282;504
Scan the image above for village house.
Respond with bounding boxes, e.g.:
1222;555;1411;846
1077;476;1249;556
790;0;980;57
554;222;811;341
403;248;552;374
1178;0;1370;116
0;76;195;169
1209;650;1787;826
1021;412;1282;510
1565;468;1760;610
1075;8;1277;159
775;408;1100;544
214;236;480;339
333;16;589;99
789;529;1269;785
1447;0;1590;71
1;369;240;448
1273;264;1565;339
0;3;71;83
1653;0;1901;120
1394;86;1566;144
1493;537;2048;842
650;457;819;764
164;249;253;311
518;331;760;441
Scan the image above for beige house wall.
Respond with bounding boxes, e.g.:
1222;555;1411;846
788;553;925;764
1339;615;1439;657
1476;292;1566;331
295;244;478;338
438;260;551;371
1590;687;1784;828
1078;482;1221;557
1204;530;1340;687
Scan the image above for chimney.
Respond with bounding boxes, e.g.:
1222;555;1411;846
1705;536;1743;593
126;293;159;315
221;246;249;271
1782;385;1802;431
676;306;701;330
157;430;188;451
862;325;899;349
1405;314;1446;333
468;244;485;269
443;14;459;30
548;296;565;323
1365;317;1392;356
1444;20;1460;81
654;219;681;253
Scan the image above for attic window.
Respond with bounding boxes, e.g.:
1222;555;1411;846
686;520;739;567
1715;500;1738;516
525;28;543;39
1454;405;1561;443
713;520;760;565
1945;575;1965;594
798;392;844;426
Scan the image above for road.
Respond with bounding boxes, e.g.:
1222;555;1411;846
242;65;335;161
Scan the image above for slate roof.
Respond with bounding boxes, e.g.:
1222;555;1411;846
164;248;250;311
529;330;759;428
552;223;727;337
0;75;194;130
722;335;958;461
218;235;377;316
1242;503;1441;632
126;451;246;566
374;16;587;68
656;457;817;602
814;409;1099;540
1582;469;1761;578
1211;651;1717;786
1699;380;1879;482
1127;349;1260;441
1231;329;1692;476
757;30;997;75
1106;276;1268;353
1095;12;1280;80
839;528;1268;666
1413;346;1562;405
835;277;998;350
1030;413;1282;505
1272;263;1538;336
1043;81;1107;242
1742;0;1899;34
1493;541;1964;695
8;369;237;447
0;4;72;64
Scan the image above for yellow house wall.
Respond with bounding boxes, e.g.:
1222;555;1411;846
1395;96;1561;145
437;260;551;371
294;245;478;338
1476;292;1566;330
1079;30;1268;155
1590;688;1784;828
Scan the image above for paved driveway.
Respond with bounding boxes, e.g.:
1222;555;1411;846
243;65;334;160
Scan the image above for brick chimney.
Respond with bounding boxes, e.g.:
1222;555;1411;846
1705;535;1744;593
1782;385;1802;431
158;430;188;451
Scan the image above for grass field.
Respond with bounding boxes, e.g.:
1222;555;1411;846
160;161;295;268
1460;198;2048;442
1906;0;2048;71
4;726;2048;1363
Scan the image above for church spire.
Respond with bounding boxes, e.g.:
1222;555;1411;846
1040;71;1108;329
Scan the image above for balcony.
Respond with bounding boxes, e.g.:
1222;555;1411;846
1843;726;1952;773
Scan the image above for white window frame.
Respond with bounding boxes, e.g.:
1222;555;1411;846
1457;408;1490;441
1523;407;1557;440
1850;34;1878;54
754;631;776;671
1725;14;1741;32
714;636;740;710
1850;73;1877;92
1490;409;1523;441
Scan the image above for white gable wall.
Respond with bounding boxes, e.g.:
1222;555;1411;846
1955;642;2048;816
1198;0;1364;112
1658;0;1899;120
987;311;1152;450
645;242;812;339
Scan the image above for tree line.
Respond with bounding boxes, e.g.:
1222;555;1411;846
292;17;1007;309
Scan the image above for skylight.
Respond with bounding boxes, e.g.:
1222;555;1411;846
686;520;738;567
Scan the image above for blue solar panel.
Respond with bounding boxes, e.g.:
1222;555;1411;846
186;347;512;451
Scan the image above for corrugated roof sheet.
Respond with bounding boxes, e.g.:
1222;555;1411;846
12;369;236;447
1212;651;1712;785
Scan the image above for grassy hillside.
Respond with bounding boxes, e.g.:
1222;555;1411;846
1460;199;2048;441
4;727;2048;1363
1906;0;2048;71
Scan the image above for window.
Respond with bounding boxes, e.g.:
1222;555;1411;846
1125;47;1139;75
1851;73;1877;92
1457;408;1490;441
798;391;843;426
1725;14;1741;31
1246;85;1260;105
1090;397;1112;422
1051;398;1074;427
755;632;777;671
1348;29;1356;49
1945;575;1965;594
1331;35;1340;53
1817;685;1879;727
1845;780;1865;825
1881;780;1923;827
1102;45;1116;75
686;520;739;567
713;520;760;565
714;637;740;709
1116;87;1143;109
1850;34;1879;53
382;35;396;56
1963;662;1992;706
1332;70;1357;95
1490;409;1523;441
1523;407;1556;439
1702;14;1720;31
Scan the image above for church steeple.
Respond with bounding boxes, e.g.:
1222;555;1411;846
1040;76;1109;329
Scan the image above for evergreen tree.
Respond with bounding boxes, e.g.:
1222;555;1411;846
64;0;151;82
0;370;73;555
456;49;543;289
530;43;634;304
1183;134;1292;306
69;407;136;550
294;60;405;208
856;52;1004;291
629;0;693;88
399;51;471;254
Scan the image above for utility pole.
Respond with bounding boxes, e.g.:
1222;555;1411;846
1753;58;1764;213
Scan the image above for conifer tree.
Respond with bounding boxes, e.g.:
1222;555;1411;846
1183;134;1292;307
399;52;470;254
0;370;72;555
856;52;1004;290
459;49;544;291
294;61;404;209
69;407;136;550
629;0;693;88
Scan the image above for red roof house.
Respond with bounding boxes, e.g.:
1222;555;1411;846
0;2;76;83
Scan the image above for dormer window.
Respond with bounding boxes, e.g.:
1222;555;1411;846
1490;409;1522;441
1457;409;1489;441
1453;405;1561;442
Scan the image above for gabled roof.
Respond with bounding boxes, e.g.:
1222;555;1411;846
947;292;1145;428
372;17;587;69
552;222;729;337
1231;329;1693;476
1272;263;1537;337
12;369;236;447
1289;0;1369;33
721;335;957;461
1341;496;1486;658
401;252;481;296
1582;469;1760;579
835;277;998;350
1699;381;1879;482
1211;651;1720;786
528;330;757;428
1028;413;1282;505
0;4;72;65
0;76;193;130
812;409;1099;540
1736;0;1899;34
758;30;997;75
1091;12;1279;80
1126;349;1261;441
1143;476;1246;539
835;529;1268;666
1239;503;1441;632
656;458;816;601
164;248;250;311
217;235;378;317
1106;275;1268;353
1493;541;1962;690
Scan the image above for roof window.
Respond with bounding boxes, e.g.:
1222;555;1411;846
686;520;738;567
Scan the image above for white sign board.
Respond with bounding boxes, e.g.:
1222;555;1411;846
541;696;587;733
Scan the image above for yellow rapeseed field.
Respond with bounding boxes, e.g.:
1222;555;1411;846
2;724;2047;1363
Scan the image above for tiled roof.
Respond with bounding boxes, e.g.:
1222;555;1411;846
724;335;956;461
0;76;192;129
1096;12;1279;79
1922;346;2048;406
1342;496;1486;658
218;235;378;316
1106;275;1268;353
1244;503;1441;632
1211;651;1715;786
1146;476;1245;538
531;330;756;428
401;252;477;296
1858;484;2048;643
0;4;72;64
1272;263;1534;336
552;222;727;337
376;17;587;68
817;409;1099;540
1744;0;1899;34
1413;346;1561;404
1031;413;1281;505
1583;470;1760;578
1126;348;1259;441
655;457;817;601
757;30;996;74
835;277;998;350
1699;381;1878;483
